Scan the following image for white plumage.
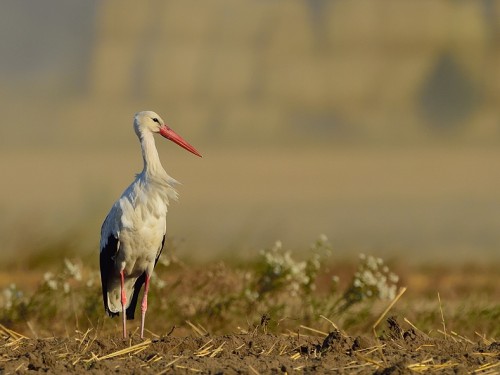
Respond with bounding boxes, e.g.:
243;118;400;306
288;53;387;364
100;111;201;339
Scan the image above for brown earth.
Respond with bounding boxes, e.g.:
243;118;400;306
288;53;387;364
1;318;499;374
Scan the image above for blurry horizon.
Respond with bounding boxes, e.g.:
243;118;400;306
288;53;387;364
1;1;499;263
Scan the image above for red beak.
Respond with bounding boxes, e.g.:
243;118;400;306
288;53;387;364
159;126;202;157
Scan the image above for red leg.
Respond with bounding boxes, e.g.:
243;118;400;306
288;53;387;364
140;275;150;339
120;270;127;339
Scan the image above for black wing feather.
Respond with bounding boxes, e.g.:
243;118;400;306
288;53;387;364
125;234;166;320
100;234;120;317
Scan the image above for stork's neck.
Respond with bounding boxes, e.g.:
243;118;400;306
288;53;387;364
139;131;166;177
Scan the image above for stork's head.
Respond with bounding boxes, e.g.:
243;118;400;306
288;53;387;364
134;111;202;157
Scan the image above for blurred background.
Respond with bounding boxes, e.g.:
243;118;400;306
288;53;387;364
1;0;499;263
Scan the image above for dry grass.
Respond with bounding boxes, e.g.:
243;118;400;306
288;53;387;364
0;238;499;340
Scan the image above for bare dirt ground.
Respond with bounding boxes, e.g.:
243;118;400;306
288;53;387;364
1;318;499;374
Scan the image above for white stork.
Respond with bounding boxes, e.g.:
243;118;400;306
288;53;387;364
100;111;201;339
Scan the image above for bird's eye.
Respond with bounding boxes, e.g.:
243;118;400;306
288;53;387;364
152;118;160;124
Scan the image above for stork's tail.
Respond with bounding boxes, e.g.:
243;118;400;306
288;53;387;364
104;272;146;320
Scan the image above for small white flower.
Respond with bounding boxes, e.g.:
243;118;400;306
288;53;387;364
64;259;82;281
389;273;399;283
47;280;58;291
2;285;14;310
44;272;58;290
366;256;378;270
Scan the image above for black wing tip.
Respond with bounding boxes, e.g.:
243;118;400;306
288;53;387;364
100;235;120;319
126;309;136;320
125;272;146;321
